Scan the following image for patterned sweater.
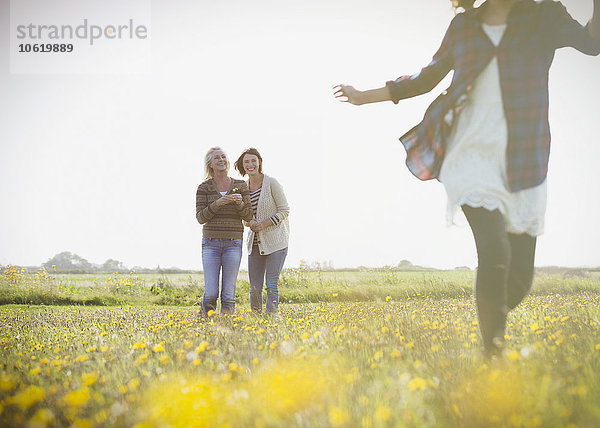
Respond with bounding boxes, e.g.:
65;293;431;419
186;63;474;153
196;178;253;239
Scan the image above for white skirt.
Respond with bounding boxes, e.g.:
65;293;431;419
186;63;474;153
439;57;546;236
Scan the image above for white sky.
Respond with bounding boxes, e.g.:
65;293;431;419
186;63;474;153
1;0;599;270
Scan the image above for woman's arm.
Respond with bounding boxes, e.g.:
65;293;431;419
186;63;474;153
546;0;600;55
333;85;391;105
196;183;220;224
590;0;600;42
235;182;254;222
334;19;455;106
251;178;290;232
267;178;290;226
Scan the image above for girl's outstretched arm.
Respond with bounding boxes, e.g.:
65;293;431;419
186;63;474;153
334;17;456;106
333;84;391;105
590;0;600;41
546;0;600;54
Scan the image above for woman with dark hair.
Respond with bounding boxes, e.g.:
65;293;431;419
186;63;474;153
235;148;290;315
334;0;600;355
196;147;253;315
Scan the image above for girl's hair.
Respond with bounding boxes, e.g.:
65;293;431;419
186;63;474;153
451;0;475;12
234;147;263;176
204;146;225;178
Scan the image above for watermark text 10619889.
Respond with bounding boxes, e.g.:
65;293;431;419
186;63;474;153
18;44;74;53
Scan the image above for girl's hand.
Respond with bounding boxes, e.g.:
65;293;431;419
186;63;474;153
333;84;363;105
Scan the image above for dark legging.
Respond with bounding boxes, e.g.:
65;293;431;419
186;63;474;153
462;206;537;351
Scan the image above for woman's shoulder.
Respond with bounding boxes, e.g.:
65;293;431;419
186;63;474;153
442;9;474;35
264;175;286;192
197;178;213;189
262;174;278;185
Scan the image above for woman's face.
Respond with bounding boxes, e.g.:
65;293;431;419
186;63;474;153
242;154;260;177
210;150;229;174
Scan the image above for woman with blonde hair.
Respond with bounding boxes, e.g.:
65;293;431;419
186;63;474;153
334;0;600;355
196;147;253;315
235;148;290;314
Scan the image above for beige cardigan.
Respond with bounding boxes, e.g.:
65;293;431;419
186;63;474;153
246;175;290;255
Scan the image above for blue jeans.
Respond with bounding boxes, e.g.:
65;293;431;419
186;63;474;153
202;238;243;315
248;246;288;314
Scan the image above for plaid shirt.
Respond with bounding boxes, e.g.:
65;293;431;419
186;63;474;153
386;0;600;191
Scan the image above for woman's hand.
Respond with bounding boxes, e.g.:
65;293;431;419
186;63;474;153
333;84;364;105
230;194;243;206
215;194;242;207
249;219;272;232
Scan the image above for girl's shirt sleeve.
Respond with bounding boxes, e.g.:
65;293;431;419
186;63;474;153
544;0;600;55
386;19;455;104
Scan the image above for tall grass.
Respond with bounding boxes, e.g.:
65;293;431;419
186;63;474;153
1;266;599;307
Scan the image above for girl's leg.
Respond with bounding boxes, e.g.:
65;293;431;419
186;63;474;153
220;239;243;315
462;206;511;353
264;247;288;314
506;232;537;310
248;246;267;313
202;238;222;315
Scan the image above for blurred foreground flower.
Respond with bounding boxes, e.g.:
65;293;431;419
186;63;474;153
135;358;344;427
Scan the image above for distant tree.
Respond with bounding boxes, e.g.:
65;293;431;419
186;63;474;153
102;259;127;272
322;260;334;270
43;251;92;270
397;259;413;268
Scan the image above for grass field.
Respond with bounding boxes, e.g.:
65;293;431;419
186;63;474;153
1;267;600;427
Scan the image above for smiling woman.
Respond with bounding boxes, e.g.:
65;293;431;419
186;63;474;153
235;148;290;315
196;147;253;315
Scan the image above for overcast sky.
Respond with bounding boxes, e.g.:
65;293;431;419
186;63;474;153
1;0;599;270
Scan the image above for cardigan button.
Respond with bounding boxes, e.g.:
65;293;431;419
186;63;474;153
260;251;264;255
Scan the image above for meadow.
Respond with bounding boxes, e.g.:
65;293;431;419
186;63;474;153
1;266;600;427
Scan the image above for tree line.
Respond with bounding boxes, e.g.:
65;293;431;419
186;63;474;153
36;251;196;274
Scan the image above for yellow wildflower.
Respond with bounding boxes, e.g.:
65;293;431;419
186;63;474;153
63;387;91;408
82;371;98;386
0;374;15;391
374;405;392;422
328;406;349;427
407;377;427;391
8;385;45;409
195;342;209;353
74;354;88;363
30;408;55;425
507;351;520;361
